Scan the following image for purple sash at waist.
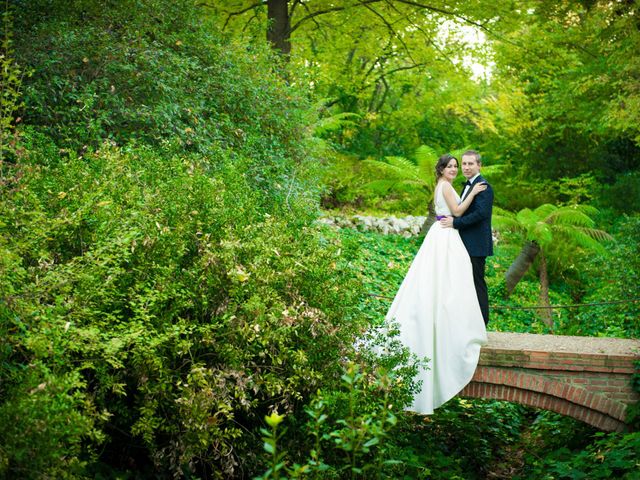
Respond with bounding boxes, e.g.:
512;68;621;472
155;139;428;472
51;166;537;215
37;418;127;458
436;215;448;220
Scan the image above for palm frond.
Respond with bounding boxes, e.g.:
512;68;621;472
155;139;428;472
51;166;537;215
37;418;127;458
414;145;438;165
361;158;419;182
533;204;557;220
554;226;608;254
547;208;595;227
313;112;361;136
365;179;400;195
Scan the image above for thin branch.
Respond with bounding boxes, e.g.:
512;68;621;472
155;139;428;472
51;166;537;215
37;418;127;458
299;0;326;36
220;1;266;31
242;8;263;34
381;0;457;68
362;2;419;66
325;60;430;108
290;0;385;34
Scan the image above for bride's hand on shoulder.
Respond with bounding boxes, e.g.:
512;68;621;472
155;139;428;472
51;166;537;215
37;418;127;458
471;182;487;196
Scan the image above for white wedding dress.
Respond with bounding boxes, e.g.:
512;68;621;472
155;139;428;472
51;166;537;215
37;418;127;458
386;181;487;414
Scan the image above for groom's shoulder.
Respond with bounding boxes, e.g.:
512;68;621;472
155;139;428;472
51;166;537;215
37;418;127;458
478;175;492;188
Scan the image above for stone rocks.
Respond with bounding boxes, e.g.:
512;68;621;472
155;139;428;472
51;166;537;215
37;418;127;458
318;214;500;243
318;214;426;237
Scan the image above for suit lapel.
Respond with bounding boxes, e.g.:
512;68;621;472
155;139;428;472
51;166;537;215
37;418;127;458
461;175;483;202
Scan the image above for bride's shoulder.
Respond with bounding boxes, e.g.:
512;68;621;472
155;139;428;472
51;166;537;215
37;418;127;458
438;181;454;193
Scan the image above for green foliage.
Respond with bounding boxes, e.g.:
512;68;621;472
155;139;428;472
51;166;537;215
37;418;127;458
0;140;368;477
567;215;640;338
335;228;421;325
488;1;640;182
524;431;640;480
14;0;313;180
256;362;420;479
337;218;639;478
0;3;29;163
598;171;640;213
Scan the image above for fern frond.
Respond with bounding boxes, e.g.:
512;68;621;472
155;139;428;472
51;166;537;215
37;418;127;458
533;204;557;220
492;207;520;231
577;227;613;242
492;215;522;231
365;179;400;195
478;164;505;180
417;161;436;186
552;225;611;252
313;112;361;136
548;208;595;227
516;208;537;227
554;227;607;254
414;145;438;164
449;147;469;160
571;204;600;217
386;155;418;170
493;206;516;218
530;222;553;247
361;159;417;182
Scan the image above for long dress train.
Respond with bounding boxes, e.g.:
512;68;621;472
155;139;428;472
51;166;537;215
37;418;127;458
386;182;487;414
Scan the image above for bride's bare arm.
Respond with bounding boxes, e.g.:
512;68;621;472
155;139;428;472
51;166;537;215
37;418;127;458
442;181;487;217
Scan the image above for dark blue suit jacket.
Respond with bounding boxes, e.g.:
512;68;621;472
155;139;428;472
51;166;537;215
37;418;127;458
453;175;494;257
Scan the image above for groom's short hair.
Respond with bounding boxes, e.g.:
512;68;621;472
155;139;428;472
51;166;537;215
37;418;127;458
462;150;481;165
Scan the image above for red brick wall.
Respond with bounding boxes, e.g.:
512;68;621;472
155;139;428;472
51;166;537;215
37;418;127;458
458;334;640;432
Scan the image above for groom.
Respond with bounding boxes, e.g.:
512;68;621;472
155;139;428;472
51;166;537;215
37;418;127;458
440;150;494;325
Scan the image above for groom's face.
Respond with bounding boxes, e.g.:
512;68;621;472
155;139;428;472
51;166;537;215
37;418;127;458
461;154;481;179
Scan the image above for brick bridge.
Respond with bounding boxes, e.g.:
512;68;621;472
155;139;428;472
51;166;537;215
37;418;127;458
460;332;640;432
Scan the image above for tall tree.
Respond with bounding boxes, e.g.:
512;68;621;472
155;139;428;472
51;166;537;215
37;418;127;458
494;204;612;328
267;0;290;54
487;0;640;180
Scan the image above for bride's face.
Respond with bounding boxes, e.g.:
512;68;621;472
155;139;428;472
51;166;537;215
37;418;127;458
443;159;458;181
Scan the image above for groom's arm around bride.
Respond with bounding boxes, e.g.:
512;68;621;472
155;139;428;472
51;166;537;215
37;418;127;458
441;150;494;325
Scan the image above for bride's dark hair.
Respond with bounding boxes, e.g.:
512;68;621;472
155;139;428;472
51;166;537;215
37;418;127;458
435;153;458;182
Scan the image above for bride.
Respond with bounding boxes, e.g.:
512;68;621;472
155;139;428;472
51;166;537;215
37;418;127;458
386;153;488;414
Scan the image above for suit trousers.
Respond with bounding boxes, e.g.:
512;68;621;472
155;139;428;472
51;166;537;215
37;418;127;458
470;256;489;325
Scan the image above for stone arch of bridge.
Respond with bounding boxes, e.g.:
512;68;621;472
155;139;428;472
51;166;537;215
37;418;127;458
458;332;640;432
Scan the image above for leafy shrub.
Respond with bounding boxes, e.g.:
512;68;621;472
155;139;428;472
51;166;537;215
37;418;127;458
567;215;640;338
256;362;419;479
0;4;30;163
0;140;371;478
524;431;640;479
14;0;313;187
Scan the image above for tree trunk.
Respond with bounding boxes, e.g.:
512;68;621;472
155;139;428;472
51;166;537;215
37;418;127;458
538;251;554;329
505;240;540;296
267;0;291;56
420;198;436;235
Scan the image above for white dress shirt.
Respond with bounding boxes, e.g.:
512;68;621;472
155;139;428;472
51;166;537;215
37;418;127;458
461;173;481;200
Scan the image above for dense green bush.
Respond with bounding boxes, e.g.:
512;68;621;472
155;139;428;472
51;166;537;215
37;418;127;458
13;0;312;187
0;141;376;477
0;1;423;476
562;215;640;338
524;431;640;479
